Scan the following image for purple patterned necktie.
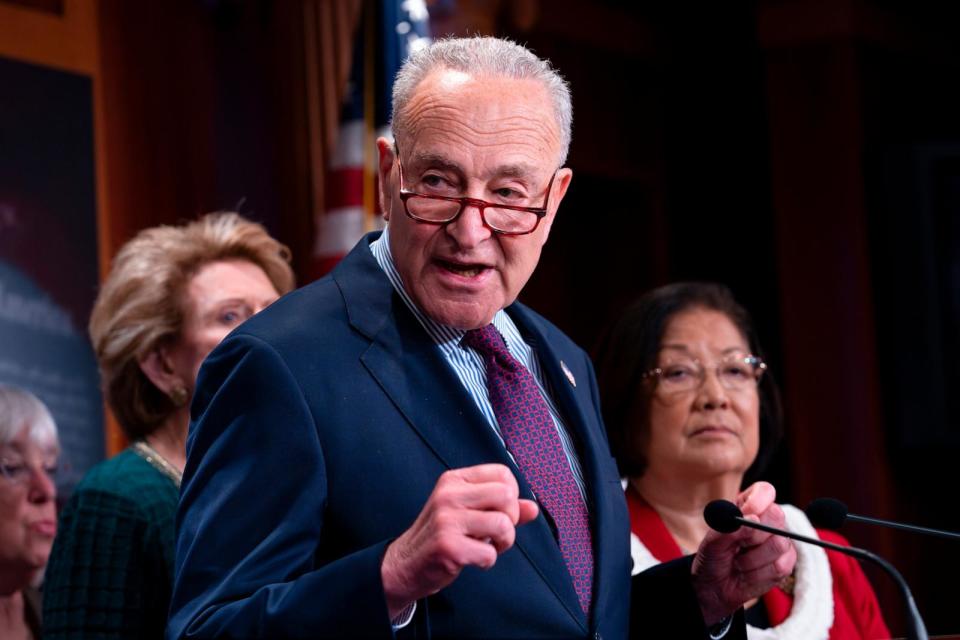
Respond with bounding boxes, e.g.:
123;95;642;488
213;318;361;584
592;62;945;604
462;324;593;614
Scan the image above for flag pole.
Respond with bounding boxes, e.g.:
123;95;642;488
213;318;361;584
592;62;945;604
362;0;377;233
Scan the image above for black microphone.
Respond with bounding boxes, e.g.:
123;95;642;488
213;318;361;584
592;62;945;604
806;497;960;541
704;499;929;640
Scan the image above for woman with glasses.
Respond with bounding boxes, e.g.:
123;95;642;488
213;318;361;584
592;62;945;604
42;212;294;639
0;385;60;640
595;282;889;640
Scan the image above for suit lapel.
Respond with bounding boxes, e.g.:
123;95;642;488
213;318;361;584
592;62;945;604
333;238;588;631
362;302;519;473
335;234;514;473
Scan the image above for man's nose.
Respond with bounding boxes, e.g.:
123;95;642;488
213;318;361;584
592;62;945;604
445;200;493;248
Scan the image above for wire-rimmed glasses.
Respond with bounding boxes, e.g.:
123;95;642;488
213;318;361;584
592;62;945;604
642;353;766;395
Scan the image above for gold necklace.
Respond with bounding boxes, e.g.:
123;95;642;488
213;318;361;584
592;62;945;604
132;440;183;488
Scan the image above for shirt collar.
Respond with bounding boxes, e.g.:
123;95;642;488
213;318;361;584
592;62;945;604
370;226;511;347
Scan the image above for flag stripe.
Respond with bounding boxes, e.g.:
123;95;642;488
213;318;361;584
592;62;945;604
325;168;364;211
311;0;431;279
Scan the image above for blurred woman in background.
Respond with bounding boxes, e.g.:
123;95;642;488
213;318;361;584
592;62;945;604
596;282;890;640
0;385;60;639
43;212;295;639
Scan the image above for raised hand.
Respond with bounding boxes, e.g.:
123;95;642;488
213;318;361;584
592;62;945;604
380;463;539;617
691;481;797;625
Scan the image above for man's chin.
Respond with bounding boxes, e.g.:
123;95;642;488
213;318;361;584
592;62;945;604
420;299;498;331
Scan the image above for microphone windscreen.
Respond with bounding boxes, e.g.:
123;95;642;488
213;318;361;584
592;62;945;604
805;497;848;530
704;500;743;533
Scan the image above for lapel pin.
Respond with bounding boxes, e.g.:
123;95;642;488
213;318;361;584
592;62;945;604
560;360;576;387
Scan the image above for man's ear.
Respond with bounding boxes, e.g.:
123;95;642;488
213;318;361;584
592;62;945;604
137;347;182;398
376;137;396;221
540;167;573;238
553;167;573;206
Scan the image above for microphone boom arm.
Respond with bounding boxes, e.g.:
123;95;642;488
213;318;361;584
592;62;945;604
846;513;960;541
730;516;928;640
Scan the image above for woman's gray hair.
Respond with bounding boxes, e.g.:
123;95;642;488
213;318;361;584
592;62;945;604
0;385;59;449
391;36;573;165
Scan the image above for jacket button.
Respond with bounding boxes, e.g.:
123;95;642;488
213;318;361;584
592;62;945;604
594;633;602;640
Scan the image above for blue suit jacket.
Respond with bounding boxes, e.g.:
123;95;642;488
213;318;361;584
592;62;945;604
167;233;724;639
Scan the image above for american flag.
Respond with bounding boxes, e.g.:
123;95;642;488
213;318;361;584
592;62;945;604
310;0;431;277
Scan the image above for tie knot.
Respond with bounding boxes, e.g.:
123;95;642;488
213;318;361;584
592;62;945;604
462;324;510;359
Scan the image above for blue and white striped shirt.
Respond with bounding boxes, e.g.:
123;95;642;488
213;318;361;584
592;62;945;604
370;228;586;501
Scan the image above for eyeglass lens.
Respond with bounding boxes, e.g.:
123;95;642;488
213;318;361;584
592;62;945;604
405;196;541;233
656;354;762;393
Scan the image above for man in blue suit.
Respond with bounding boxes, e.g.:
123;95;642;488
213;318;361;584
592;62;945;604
168;37;795;639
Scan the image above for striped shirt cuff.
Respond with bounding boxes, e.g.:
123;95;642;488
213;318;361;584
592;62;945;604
391;601;417;630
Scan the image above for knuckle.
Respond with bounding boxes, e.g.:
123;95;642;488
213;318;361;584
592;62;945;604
774;535;792;554
434;535;461;563
439;554;462;576
478;545;498;569
494;512;514;538
437;469;461;490
773;553;794;576
430;486;454;508
500;525;517;550
495;465;515;485
494;483;515;505
431;509;457;533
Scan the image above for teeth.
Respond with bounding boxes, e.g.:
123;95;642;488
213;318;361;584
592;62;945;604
443;262;483;277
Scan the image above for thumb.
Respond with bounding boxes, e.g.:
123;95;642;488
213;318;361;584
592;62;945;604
737;481;776;515
517;499;539;525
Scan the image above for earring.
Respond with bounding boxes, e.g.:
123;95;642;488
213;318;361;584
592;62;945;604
169;386;188;407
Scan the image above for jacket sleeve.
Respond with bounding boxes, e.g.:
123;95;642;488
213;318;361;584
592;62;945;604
166;333;396;639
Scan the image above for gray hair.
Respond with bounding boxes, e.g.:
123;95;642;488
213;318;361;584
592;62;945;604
0;385;59;450
391;36;573;165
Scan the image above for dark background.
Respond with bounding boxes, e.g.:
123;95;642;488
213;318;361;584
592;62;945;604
5;0;959;634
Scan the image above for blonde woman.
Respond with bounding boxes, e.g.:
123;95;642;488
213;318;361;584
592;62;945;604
43;212;294;639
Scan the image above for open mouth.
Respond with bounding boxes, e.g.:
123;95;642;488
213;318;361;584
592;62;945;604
438;259;487;278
